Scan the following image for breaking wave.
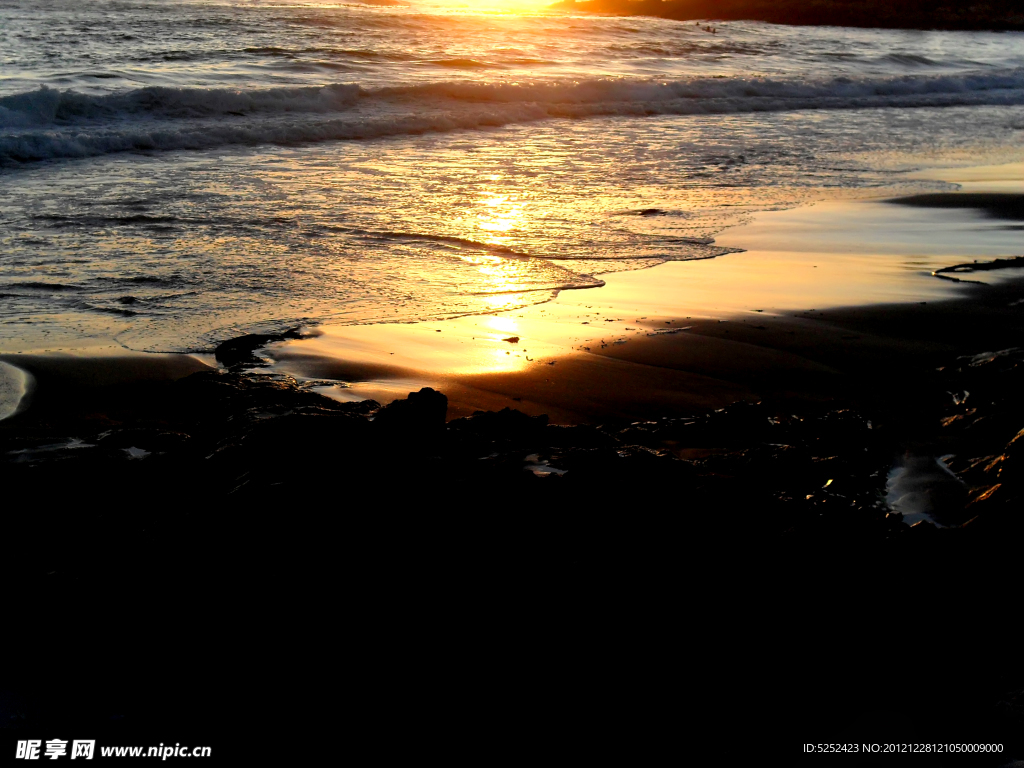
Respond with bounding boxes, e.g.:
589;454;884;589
0;83;364;127
3;69;1024;164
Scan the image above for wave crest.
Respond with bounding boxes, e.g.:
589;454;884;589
0;83;364;127
3;69;1024;164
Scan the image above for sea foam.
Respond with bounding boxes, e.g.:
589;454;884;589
3;69;1024;164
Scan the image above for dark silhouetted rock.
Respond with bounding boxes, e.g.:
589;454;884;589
374;387;448;440
214;327;305;369
448;407;548;450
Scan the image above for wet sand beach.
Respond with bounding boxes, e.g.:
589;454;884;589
6;168;1024;431
258;169;1024;422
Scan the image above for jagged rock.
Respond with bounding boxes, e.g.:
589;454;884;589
373;387;448;439
908;519;938;536
5;346;1024;556
448;407;548;449
543;423;619;450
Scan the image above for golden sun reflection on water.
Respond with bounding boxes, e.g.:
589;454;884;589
269;310;545;385
481;315;519;334
443;0;554;13
476;189;526;240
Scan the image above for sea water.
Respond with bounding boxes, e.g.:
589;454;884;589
2;0;1024;352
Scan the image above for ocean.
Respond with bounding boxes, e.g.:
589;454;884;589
2;0;1024;353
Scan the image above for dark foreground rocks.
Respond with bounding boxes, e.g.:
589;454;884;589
2;355;1023;758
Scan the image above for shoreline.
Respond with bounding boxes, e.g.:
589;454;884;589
256;184;1024;421
5;272;1022;427
4;179;1024;425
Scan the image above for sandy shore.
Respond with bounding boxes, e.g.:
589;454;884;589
4;165;1024;427
259;167;1024;422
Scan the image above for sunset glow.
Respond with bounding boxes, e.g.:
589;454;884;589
440;0;554;11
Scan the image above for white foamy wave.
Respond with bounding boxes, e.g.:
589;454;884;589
0;106;542;163
380;68;1024;105
3;69;1024;164
0;83;364;127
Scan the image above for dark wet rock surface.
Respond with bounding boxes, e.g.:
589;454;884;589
3;352;1023;749
213;326;306;369
933;254;1024;277
891;192;1024;220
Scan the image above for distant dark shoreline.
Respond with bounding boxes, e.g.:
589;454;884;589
550;0;1024;31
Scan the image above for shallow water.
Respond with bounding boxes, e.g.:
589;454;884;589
2;1;1024;353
